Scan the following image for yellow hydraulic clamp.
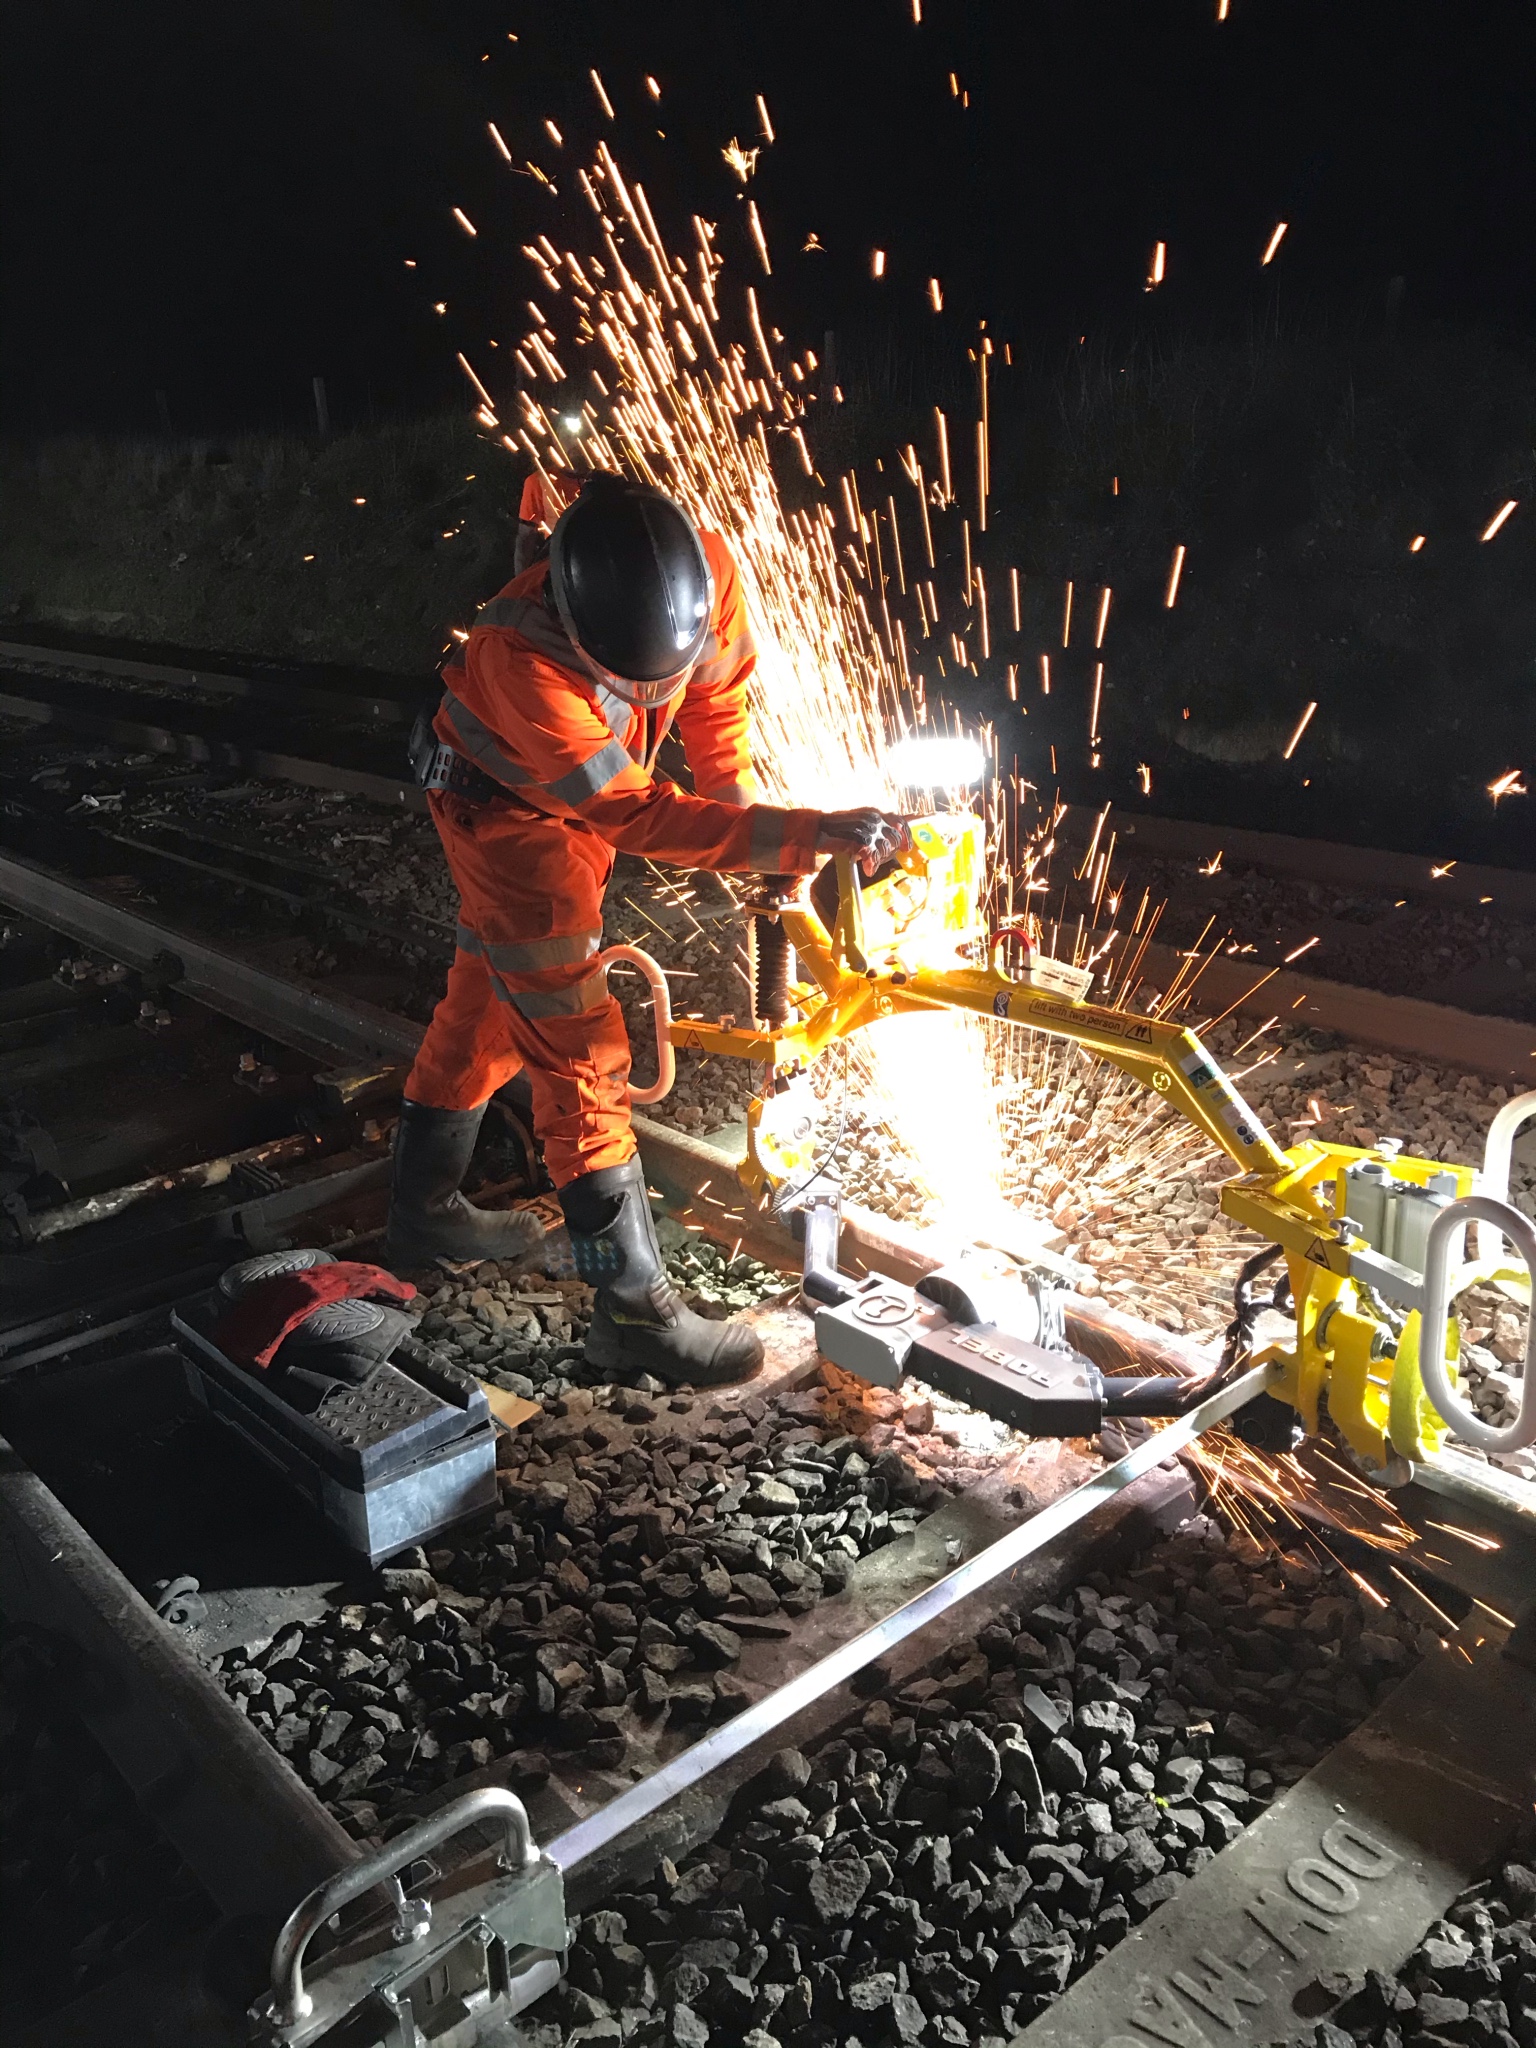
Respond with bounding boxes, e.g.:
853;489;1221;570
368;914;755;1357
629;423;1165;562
647;814;1533;1474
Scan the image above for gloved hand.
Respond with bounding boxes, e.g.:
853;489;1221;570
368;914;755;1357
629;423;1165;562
814;809;914;874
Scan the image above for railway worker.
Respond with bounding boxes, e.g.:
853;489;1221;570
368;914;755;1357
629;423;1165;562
389;474;910;1386
513;467;582;573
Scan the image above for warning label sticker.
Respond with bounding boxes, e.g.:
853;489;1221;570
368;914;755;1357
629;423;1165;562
1030;999;1155;1044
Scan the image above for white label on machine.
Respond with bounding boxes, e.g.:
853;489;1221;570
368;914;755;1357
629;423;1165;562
1024;957;1094;1001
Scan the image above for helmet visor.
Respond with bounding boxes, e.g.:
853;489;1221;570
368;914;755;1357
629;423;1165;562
568;641;696;710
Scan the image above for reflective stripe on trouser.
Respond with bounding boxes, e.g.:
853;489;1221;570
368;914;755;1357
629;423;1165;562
404;793;635;1185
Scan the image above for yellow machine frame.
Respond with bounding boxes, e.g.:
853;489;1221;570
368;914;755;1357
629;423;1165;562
666;816;1486;1472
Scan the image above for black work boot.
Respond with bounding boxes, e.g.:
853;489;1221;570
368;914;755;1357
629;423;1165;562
384;1101;545;1269
559;1156;763;1387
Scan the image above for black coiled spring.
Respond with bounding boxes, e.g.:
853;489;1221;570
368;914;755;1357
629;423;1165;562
752;914;792;1028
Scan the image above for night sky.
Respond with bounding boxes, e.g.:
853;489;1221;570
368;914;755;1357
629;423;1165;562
4;0;1534;438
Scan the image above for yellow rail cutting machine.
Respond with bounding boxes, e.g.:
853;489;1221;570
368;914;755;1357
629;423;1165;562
647;814;1533;1474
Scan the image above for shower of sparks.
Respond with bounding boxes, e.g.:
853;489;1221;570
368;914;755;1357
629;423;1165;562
1137;763;1152;795
1183;1438;1420;1584
1480;499;1518;541
452;207;478;237
482;121;1359;1308
928;276;944;312
1164;544;1186;608
1147;241;1167;289
1282;700;1318;759
872;249;886;278
1260;221;1289;265
1488;770;1528;804
488;123;512;162
1062;580;1074;648
1094;585;1112;648
1409;534;1426;552
589;68;615;119
1283;935;1320;963
756;95;775;142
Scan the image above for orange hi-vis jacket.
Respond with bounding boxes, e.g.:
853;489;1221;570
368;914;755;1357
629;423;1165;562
517;470;582;532
432;532;817;860
404;531;823;1185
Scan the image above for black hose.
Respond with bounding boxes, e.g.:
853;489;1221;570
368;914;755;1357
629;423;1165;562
1100;1375;1202;1416
1097;1244;1291;1422
1219;1243;1288;1377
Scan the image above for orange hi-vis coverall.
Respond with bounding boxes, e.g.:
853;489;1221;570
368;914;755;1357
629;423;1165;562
517;470;582;532
404;532;823;1187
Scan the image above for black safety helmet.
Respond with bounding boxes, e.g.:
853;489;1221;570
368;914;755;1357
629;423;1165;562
548;476;714;707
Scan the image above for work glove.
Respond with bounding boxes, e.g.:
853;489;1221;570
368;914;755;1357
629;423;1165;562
815;808;914;874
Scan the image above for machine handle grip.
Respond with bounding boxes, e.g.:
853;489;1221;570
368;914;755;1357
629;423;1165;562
596;944;676;1106
1420;1195;1536;1455
260;1786;537;2030
1477;1090;1536;1262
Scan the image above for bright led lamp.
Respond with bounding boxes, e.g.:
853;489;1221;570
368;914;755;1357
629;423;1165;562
885;734;987;788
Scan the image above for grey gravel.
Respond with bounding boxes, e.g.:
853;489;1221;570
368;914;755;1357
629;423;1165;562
210;1381;953;1830
532;1510;1430;2047
1277;1839;1536;2048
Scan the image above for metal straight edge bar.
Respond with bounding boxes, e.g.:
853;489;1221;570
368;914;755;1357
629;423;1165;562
1073;808;1536;915
545;1362;1267;1877
1137;937;1536;1085
0;848;424;1068
0;635;418;725
0;684;423;811
0;1428;359;1920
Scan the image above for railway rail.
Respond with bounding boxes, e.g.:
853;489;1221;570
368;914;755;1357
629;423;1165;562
0;629;1532;2047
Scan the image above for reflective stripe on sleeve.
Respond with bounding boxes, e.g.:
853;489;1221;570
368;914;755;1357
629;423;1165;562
701;779;753;807
546;736;635;807
488;968;611;1019
454;922;482;954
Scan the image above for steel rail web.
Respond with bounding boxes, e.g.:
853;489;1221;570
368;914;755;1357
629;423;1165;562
0;634;419;725
546;1363;1268;1878
0;681;423;811
0;847;424;1069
